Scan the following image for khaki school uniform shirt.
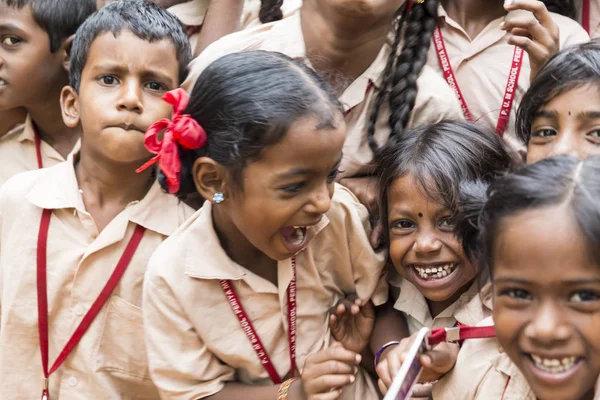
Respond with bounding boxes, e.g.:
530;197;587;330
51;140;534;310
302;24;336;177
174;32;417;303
392;276;492;335
182;11;463;178
432;317;535;400
167;0;302;52
578;0;600;39
143;184;387;400
0;155;194;399
427;5;589;151
0;115;78;187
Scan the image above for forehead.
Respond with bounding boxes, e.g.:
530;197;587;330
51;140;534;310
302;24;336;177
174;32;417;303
0;3;46;36
83;30;179;80
493;206;599;280
248;116;345;174
387;174;449;214
541;84;600;111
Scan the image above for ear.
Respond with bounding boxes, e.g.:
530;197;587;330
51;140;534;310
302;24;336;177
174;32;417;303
60;86;80;129
61;35;75;72
192;157;229;203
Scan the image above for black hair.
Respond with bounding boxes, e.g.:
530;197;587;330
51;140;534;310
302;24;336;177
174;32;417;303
542;0;577;19
160;50;344;199
259;0;283;23
2;0;96;52
516;40;600;144
376;120;515;247
457;156;600;273
367;0;439;156
69;0;192;91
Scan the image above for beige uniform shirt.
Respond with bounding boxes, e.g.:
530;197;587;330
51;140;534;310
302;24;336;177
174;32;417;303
578;0;600;39
427;5;589;150
167;0;302;52
0;116;75;187
182;11;463;178
392;277;492;335
432;317;535;400
0;156;194;399
143;184;387;399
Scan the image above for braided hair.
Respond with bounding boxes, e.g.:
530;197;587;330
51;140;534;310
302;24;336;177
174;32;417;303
367;0;439;156
259;0;283;23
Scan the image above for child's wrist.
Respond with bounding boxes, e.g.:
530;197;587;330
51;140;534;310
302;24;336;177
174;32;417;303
374;341;401;368
278;377;301;400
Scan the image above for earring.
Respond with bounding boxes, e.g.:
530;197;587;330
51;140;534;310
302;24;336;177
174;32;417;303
213;192;225;204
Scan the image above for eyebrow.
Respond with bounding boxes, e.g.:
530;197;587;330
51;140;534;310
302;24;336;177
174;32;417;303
91;63;175;84
533;110;556;119
577;111;600;120
494;277;600;285
277;155;343;179
0;23;26;34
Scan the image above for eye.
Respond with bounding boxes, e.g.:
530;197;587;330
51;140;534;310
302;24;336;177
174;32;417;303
98;75;118;86
587;130;600;143
145;81;167;91
1;36;21;46
439;216;455;230
501;288;533;301
392;219;416;230
530;129;557;139
326;169;343;183
570;290;600;303
280;182;305;194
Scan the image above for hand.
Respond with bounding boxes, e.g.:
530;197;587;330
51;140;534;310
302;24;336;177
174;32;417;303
338;176;379;216
329;296;375;354
300;342;361;400
375;334;459;395
501;0;560;80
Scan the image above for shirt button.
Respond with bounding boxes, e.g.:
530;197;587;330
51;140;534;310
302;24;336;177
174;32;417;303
68;376;78;387
73;304;84;316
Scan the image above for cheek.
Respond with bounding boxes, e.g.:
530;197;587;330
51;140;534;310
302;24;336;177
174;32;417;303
143;98;172;125
526;144;546;165
492;304;523;349
388;236;410;276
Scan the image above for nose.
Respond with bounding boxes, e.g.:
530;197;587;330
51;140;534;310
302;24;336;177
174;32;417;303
117;78;143;113
304;182;333;216
524;298;572;346
547;131;580;158
412;228;443;254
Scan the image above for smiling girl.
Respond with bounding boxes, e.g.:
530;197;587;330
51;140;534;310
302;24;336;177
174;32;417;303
433;155;600;400
516;40;600;164
142;51;387;400
371;121;514;395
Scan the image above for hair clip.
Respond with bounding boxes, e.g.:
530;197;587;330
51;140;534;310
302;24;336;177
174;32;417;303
136;88;207;194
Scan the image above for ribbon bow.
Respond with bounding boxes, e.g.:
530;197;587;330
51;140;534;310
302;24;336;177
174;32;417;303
136;88;207;194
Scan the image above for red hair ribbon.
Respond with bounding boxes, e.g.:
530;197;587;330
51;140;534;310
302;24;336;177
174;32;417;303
136;88;207;194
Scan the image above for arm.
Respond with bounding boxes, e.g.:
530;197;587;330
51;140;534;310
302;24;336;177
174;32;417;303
193;0;245;56
367;299;409;375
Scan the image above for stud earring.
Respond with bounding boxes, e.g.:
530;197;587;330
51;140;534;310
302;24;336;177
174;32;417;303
213;192;225;204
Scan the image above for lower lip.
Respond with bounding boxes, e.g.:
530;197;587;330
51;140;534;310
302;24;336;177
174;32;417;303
525;355;583;386
280;228;308;254
408;264;460;289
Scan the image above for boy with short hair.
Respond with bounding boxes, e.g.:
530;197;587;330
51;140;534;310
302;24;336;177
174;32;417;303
0;1;193;398
0;0;96;186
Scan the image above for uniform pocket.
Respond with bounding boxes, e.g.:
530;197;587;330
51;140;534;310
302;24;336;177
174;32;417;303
95;295;151;380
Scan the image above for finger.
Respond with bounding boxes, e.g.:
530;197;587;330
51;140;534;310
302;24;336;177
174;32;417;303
305;374;355;394
310;359;357;376
378;378;389;396
376;360;393;389
501;18;556;48
309;389;344;400
411;383;433;398
388;351;403;377
504;0;554;29
308;346;362;365
507;27;531;37
420;343;459;373
507;35;549;61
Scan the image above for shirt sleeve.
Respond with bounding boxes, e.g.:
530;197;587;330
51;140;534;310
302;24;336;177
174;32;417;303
143;264;235;400
556;13;590;47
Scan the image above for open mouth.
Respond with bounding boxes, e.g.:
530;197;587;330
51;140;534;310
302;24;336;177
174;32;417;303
412;263;458;281
280;226;309;253
529;354;580;374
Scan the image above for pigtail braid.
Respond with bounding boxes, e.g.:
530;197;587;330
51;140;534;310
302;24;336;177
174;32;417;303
366;5;409;155
388;0;438;142
259;0;284;23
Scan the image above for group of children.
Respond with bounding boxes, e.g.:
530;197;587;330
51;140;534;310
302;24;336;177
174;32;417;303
0;0;599;399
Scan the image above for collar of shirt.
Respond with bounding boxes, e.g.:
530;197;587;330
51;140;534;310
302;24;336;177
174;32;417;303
493;351;536;400
182;196;330;294
25;152;183;237
437;4;508;60
16;114;36;144
393;278;491;327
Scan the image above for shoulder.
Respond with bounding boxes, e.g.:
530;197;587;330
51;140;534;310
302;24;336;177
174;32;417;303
326;184;370;226
0;166;52;208
549;12;590;46
411;66;465;126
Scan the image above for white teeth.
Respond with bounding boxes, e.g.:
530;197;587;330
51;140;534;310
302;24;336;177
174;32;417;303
412;264;457;281
531;355;577;374
291;227;304;246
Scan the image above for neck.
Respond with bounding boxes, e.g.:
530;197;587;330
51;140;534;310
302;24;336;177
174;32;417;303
75;148;154;209
0;108;27;137
27;79;81;159
427;279;474;318
442;0;506;38
212;206;278;283
301;1;393;93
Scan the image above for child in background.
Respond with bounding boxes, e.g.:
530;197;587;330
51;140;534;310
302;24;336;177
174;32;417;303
372;121;514;396
427;0;588;151
142;50;387;400
180;0;463;216
516;40;600;164
0;1;192;398
433;155;600;400
0;0;96;186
